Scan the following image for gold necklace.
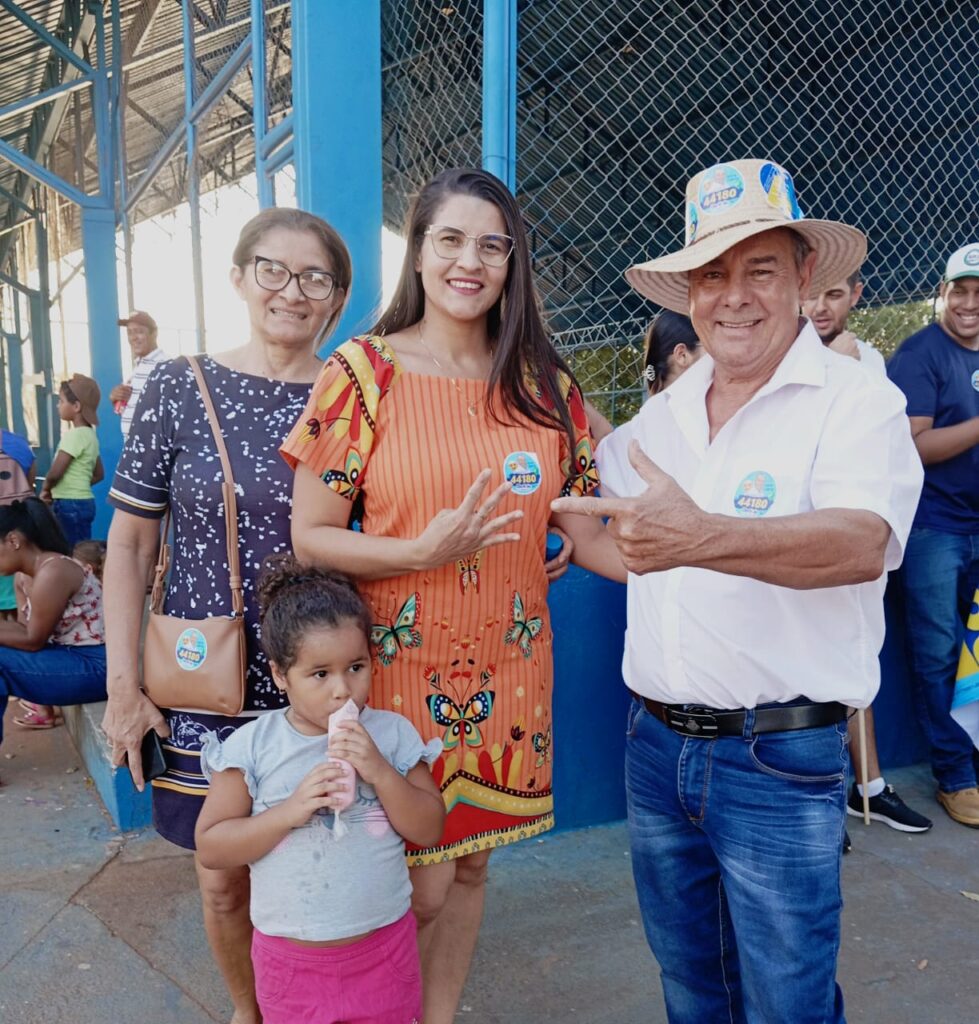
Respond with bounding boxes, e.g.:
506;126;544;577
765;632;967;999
416;325;480;417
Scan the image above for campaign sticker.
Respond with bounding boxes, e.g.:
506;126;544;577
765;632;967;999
698;164;745;215
175;627;207;671
759;162;803;220
972;369;979;392
503;451;542;495
965;248;979;267
686;202;699;244
733;471;777;517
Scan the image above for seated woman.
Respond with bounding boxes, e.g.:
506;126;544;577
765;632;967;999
0;498;105;749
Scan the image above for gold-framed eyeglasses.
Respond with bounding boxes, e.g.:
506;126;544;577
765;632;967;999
253;256;337;301
424;225;514;267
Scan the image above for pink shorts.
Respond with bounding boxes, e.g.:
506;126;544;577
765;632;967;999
251;911;422;1024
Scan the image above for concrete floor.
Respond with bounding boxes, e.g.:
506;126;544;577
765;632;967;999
2;704;978;1024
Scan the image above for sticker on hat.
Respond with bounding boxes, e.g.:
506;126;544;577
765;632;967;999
503;451;542;495
175;627;208;671
686;202;699;244
759;162;802;220
698;164;745;215
733;471;776;517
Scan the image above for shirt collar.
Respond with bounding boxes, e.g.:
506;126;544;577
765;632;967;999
667;318;827;407
663;319;828;452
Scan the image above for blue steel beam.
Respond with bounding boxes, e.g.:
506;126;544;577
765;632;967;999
293;0;382;353
482;0;518;192
265;138;292;176
0;137;92;207
4;328;25;435
259;113;292;160
0;0;93;75
80;206;123;540
0;75;93;124
182;0;206;351
251;0;273;207
125;33;252;212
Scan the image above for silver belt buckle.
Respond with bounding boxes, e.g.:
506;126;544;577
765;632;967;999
666;705;720;738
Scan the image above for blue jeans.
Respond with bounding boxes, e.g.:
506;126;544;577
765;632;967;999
52;497;96;548
900;527;979;793
0;643;106;747
625;700;848;1024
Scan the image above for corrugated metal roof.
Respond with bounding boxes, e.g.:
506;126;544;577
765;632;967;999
0;0;291;259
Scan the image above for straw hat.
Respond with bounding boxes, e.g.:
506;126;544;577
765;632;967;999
625;159;867;313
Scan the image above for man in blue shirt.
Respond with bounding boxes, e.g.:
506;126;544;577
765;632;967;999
888;242;979;827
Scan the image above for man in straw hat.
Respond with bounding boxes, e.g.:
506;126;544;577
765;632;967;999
553;159;923;1022
887;242;979;828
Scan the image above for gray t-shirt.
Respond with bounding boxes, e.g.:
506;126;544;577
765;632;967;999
201;706;441;941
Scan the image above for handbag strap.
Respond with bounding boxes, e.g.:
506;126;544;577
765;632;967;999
150;356;244;618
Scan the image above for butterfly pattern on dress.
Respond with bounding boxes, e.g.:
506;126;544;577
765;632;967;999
560;434;599;497
425;664;496;749
532;724;552;768
370;592;423;666
322;446;364;499
291;336;399;500
457;549;482;595
504;590;544;659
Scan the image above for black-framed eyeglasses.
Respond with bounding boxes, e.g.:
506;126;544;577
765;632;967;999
253;256;337;301
424;225;514;267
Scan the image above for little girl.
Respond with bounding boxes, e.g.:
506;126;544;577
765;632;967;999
195;554;444;1024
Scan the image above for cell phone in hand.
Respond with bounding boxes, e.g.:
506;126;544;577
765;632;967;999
139;730;168;783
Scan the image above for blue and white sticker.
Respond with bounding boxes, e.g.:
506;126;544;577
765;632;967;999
686;201;699;244
698;164;745;215
759;162;803;220
965;248;979;267
503;451;542;495
972;369;979;393
733;471;777;517
175;627;208;671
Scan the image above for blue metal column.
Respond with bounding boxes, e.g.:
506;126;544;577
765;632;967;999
5;330;25;436
292;0;382;353
251;0;274;208
482;0;517;192
80;206;123;539
181;0;206;351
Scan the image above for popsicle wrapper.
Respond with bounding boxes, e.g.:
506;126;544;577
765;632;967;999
327;699;360;838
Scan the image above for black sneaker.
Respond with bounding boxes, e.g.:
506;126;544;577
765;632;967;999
842;829;852;854
846;783;933;833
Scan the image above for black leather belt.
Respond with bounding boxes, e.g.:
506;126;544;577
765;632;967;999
631;692;847;738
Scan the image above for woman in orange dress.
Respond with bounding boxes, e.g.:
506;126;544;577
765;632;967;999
281;168;624;1023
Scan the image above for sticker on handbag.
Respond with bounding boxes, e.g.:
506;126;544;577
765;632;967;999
175;627;208;671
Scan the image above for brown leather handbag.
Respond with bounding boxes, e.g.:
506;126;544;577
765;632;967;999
141;357;247;716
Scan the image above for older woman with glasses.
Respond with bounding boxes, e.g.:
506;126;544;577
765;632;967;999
101;207;351;1024
282;167;624;1023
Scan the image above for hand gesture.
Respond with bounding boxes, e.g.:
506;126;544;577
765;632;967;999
109;383;133;405
328;720;390;786
280;761;349;827
543;525;573;582
827;331;860;361
413;470;522;570
102;689;170;792
550;440;706;575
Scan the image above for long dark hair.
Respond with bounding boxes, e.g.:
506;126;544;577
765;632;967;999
232;208;353;340
0;498;70;555
642;311;701;395
258;553;372;672
372;168;577;450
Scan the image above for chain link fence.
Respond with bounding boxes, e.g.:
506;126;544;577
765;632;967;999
382;0;977;424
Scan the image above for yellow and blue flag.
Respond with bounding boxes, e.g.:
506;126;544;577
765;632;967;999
951;589;979;749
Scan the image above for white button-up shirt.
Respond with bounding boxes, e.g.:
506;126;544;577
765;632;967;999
596;321;923;709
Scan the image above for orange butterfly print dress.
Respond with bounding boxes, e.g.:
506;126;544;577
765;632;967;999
281;336;599;864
